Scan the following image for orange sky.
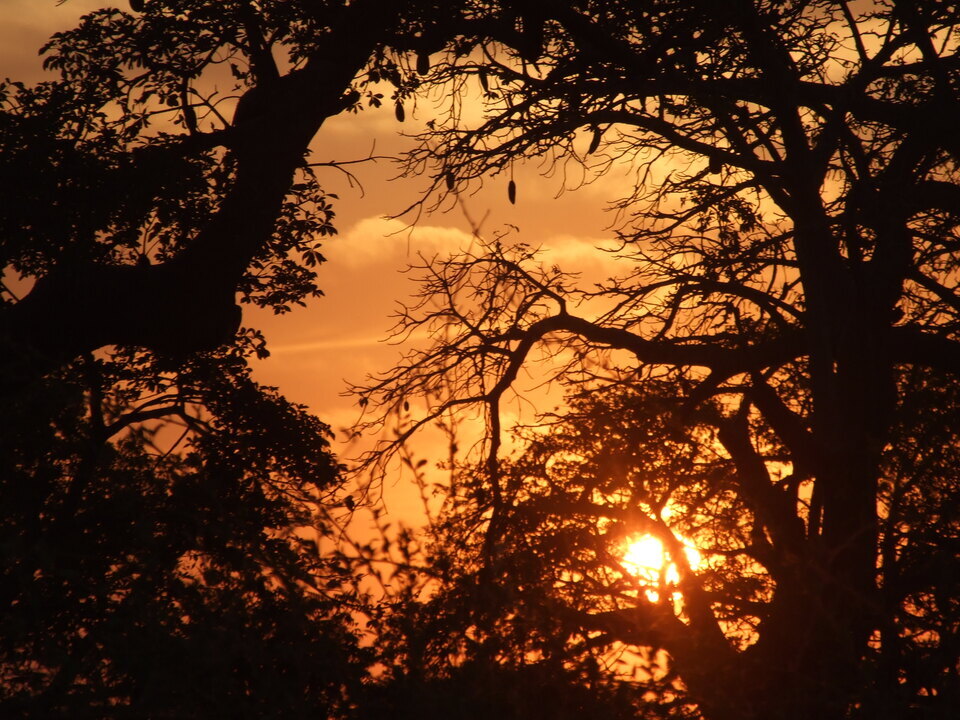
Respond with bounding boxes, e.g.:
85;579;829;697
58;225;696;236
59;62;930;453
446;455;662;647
1;3;625;507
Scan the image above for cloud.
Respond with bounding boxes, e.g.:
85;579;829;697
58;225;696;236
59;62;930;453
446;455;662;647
268;329;433;355
321;216;477;270
538;232;620;265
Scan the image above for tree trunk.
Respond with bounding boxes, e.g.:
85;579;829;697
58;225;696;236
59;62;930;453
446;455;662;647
0;0;399;381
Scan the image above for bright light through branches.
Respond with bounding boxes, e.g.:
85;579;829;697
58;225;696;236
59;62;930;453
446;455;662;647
622;534;702;603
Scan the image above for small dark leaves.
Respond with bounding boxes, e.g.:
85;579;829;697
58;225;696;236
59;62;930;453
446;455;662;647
340;89;360;111
508;179;516;204
201;569;223;586
302;249;326;268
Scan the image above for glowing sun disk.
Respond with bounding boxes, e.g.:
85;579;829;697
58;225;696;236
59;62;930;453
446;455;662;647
624;535;667;572
623;535;702;585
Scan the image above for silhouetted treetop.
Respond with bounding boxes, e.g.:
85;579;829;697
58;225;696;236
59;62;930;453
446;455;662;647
1;0;479;370
4;2;960;718
352;3;960;719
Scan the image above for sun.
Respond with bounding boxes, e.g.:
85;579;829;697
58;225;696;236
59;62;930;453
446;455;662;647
622;534;702;601
623;535;668;575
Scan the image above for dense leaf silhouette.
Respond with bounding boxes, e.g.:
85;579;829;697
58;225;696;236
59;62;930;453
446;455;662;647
355;2;960;719
0;0;423;714
5;1;960;718
0;343;369;717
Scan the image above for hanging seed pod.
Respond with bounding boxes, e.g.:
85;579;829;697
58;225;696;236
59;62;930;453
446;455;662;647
395;101;405;122
709;155;722;174
508;179;517;205
130;0;144;11
416;51;430;76
445;171;455;191
587;126;602;155
479;68;489;92
182;101;197;134
181;78;197;134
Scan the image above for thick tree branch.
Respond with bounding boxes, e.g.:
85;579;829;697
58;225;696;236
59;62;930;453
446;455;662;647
716;410;805;555
517;313;804;378
745;379;818;474
0;0;401;375
890;325;960;372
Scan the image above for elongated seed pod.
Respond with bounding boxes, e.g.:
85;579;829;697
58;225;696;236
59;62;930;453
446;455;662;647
395;101;405;122
587;126;602;155
508;179;516;205
416;51;430;76
181;78;197;134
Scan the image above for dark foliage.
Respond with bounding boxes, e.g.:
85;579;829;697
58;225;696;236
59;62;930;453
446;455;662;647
5;1;960;718
0;342;368;717
0;0;395;714
354;2;960;719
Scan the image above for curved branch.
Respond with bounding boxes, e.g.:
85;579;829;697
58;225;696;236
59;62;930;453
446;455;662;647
1;0;401;376
521;313;804;379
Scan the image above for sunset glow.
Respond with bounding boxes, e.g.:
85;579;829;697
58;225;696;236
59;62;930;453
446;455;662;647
622;534;703;602
623;535;670;576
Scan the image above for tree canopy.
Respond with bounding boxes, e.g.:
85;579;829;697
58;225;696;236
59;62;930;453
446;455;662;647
0;0;406;714
2;1;960;719
355;2;960;719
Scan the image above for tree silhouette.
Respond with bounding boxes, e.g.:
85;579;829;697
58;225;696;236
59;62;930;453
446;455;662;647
1;0;395;371
0;1;532;372
0;341;371;717
355;2;960;718
1;1;572;714
6;1;960;717
0;0;439;714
